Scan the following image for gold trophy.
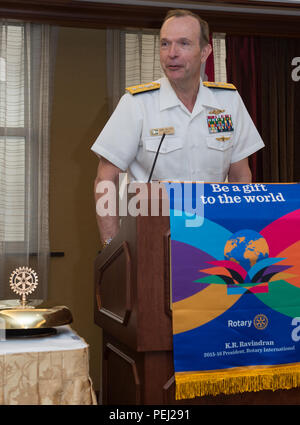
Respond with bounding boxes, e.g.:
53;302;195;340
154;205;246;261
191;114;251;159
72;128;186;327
0;266;72;337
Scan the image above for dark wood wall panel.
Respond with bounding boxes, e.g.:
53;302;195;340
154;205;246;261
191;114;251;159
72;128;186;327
0;1;300;37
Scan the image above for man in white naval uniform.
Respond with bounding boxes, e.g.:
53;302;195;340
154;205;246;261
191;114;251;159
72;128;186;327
91;9;265;245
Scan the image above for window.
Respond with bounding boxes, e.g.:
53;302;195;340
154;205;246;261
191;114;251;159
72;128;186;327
0;24;26;244
0;21;54;298
125;31;162;87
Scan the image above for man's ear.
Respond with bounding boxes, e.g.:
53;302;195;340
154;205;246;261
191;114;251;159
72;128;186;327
200;43;212;64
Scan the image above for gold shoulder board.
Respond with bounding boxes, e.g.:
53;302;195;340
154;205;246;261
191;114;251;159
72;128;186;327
203;81;236;90
126;82;160;95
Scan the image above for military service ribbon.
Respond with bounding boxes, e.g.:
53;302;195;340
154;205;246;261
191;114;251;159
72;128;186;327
207;114;234;134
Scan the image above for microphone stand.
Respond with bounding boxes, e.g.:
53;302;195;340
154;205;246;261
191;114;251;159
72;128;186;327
147;133;166;183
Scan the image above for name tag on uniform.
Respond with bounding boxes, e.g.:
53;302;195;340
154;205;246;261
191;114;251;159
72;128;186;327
207;114;234;134
150;127;175;136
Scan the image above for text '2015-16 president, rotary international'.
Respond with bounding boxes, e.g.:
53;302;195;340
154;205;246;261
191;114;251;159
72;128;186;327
91;9;265;245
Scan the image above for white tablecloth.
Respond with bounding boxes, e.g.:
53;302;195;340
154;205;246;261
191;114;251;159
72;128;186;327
0;326;97;405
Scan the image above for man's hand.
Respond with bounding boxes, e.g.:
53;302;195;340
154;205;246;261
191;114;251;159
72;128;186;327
94;158;122;245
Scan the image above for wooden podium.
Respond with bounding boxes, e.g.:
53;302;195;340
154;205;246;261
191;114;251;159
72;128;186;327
94;183;300;405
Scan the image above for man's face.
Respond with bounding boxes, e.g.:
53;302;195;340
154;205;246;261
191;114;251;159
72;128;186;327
160;16;211;87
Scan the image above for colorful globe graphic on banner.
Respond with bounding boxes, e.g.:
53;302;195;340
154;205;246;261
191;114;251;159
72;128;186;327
224;229;269;271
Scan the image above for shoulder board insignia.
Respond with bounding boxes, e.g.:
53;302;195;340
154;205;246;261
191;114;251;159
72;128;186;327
203;81;236;90
126;82;160;95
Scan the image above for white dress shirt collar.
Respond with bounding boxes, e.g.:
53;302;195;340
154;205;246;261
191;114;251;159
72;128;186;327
159;76;223;114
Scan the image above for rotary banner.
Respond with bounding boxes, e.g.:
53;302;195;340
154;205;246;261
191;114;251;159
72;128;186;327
165;182;300;400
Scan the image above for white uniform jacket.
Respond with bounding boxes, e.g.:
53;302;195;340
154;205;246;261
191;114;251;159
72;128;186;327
91;77;264;182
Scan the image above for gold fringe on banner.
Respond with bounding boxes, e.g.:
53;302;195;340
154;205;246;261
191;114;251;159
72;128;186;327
175;363;300;400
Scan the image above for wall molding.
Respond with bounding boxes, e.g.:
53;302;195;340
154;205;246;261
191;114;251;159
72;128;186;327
0;1;299;36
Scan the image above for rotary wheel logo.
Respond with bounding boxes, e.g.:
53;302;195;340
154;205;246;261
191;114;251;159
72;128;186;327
9;266;38;297
253;314;268;330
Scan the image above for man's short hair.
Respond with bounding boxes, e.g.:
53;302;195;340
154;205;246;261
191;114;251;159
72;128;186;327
161;9;210;48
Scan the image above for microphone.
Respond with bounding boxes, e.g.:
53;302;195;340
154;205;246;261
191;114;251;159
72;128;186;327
147;133;166;183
